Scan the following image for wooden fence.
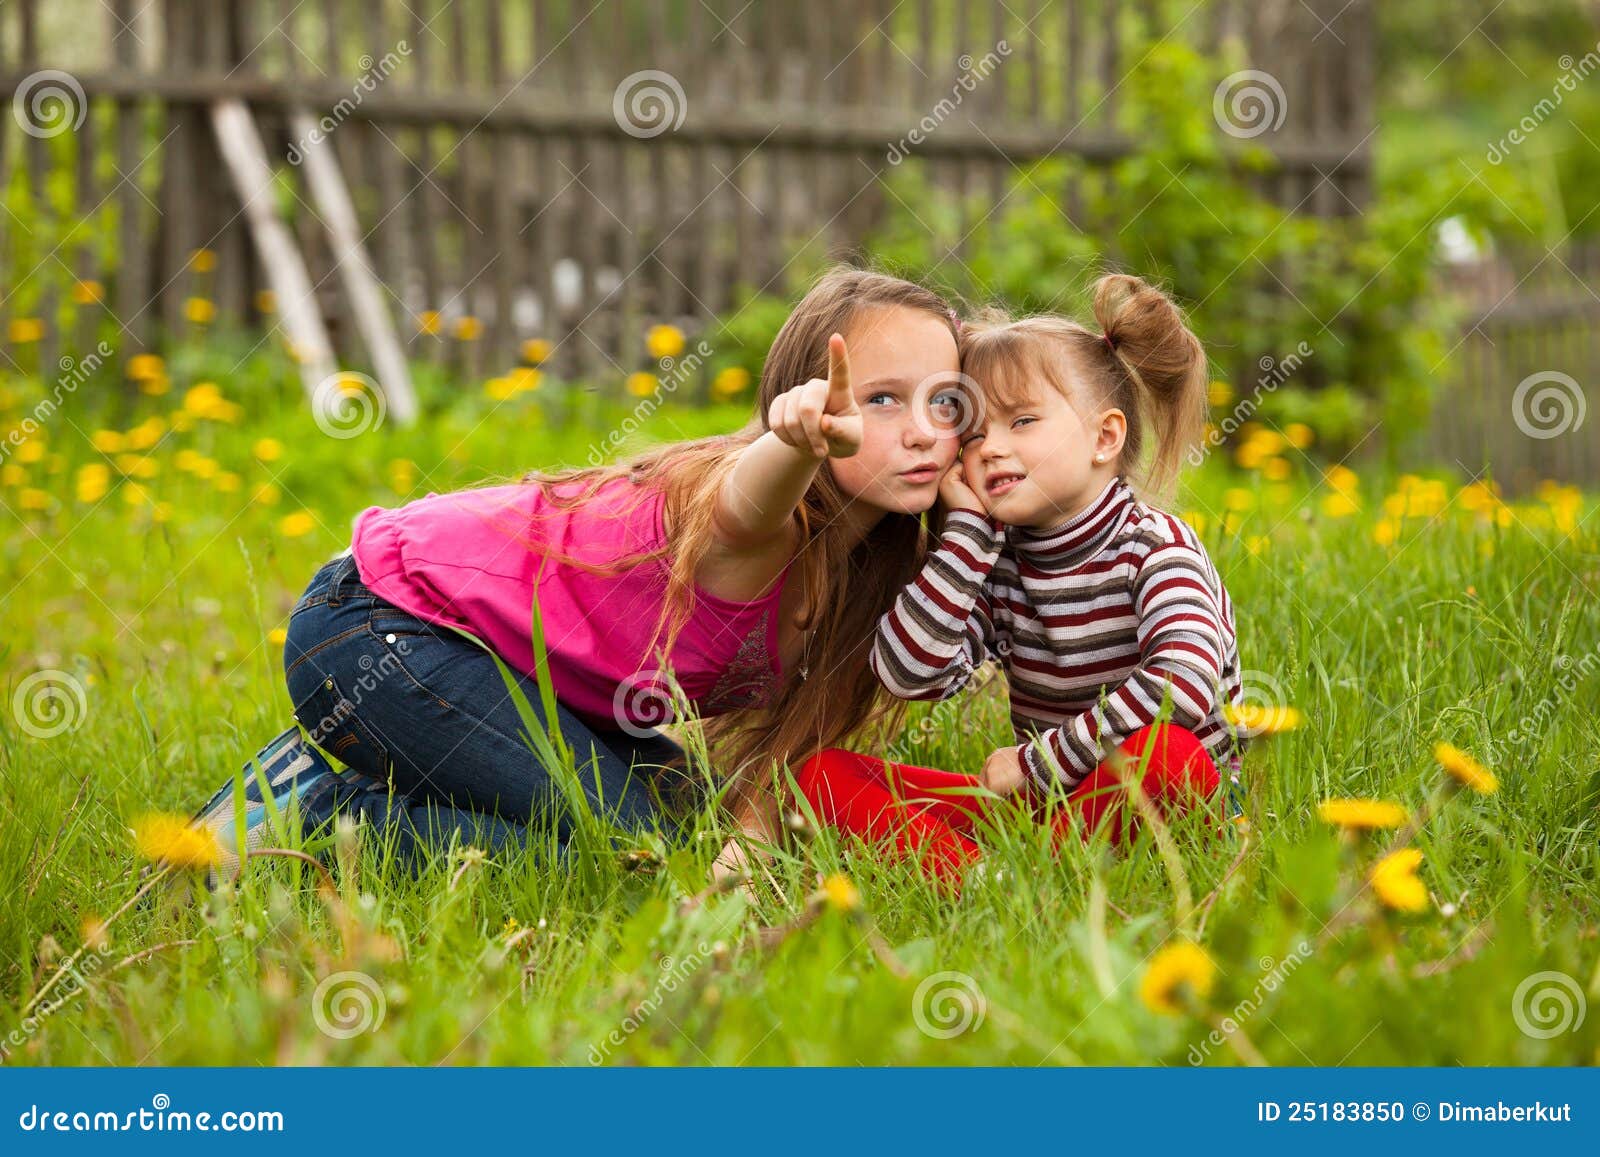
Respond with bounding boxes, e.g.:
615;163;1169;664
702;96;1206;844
1434;244;1600;490
0;0;1375;387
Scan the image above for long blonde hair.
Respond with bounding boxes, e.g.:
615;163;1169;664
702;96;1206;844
515;267;960;785
959;273;1208;497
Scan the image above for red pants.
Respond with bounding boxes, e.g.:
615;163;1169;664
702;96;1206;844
793;725;1222;887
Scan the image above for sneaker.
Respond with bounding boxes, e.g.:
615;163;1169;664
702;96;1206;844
186;725;359;886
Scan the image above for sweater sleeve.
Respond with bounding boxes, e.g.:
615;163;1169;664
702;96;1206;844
1022;538;1227;789
870;509;1003;702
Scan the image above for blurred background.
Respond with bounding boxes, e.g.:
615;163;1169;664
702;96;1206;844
0;0;1594;491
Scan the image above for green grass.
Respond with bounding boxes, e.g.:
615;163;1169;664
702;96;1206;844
2;340;1598;1066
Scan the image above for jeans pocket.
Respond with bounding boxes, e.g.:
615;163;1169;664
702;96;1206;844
290;669;390;777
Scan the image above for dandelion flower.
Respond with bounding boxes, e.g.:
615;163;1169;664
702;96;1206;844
184;296;216;325
72;280;105;305
1223;704;1302;734
1318;799;1409;830
416;311;442;336
189;248;217;272
278;511;317;538
132;813;222;869
1138;941;1216;1015
626;372;658;397
255;289;277;314
7;318;44;344
1207;381;1233;407
1433;742;1498;795
1370;848;1428;913
822;873;860;912
521;338;553;364
253;437;284;462
711;366;751;400
126;354;165;381
267;627;287;646
452;316;483;342
646;323;686;361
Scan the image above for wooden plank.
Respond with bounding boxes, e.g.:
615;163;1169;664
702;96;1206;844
112;0;146;353
210;98;338;403
290;106;418;425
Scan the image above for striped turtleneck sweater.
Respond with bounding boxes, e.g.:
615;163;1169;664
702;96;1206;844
870;476;1244;789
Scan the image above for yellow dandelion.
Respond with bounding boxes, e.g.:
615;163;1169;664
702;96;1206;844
711;366;751;400
267;627;288;647
16;439;45;464
416;310;442;336
126;353;165;381
386;459;417;492
822;873;860;912
1223;487;1255;512
484;376;518;401
1207;380;1233;407
1262;457;1291;482
184;296;216;325
71;279;105;305
1284;422;1314;449
521;338;553;364
1223;704;1302;734
1372;519;1398;547
8;318;44;344
646;323;687;361
452;315;483;342
253;437;284;462
1138;940;1216;1015
626;372;658;397
140;376;171;397
1320;491;1360;519
189;248;217;273
251;482;281;506
1369;848;1428;913
1318;799;1410;831
132;813;221;870
90;429;125;454
18;488;50;511
510;366;543;392
1433;742;1498;795
255;289;277;314
278;511;317;538
1;464;26;487
213;471;241;493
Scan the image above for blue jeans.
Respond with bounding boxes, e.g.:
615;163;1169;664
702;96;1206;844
277;552;693;860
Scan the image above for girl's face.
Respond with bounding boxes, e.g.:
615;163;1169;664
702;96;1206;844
961;372;1125;528
827;306;964;515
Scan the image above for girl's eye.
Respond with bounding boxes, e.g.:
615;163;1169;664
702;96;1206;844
866;392;897;407
928;390;965;425
1011;416;1036;430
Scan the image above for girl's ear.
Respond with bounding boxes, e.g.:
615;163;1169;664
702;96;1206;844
1095;409;1128;460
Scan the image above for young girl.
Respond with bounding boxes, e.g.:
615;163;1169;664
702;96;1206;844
796;273;1244;885
186;268;970;881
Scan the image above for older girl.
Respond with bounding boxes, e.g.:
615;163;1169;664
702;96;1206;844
189;268;968;880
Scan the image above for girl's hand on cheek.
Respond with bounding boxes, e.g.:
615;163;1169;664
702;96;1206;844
979;745;1028;796
939;461;988;515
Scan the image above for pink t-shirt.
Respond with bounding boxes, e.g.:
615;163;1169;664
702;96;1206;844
348;478;787;730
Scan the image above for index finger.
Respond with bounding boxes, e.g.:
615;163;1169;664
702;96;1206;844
826;333;852;407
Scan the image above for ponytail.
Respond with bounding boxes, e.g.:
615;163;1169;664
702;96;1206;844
1091;273;1208;495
